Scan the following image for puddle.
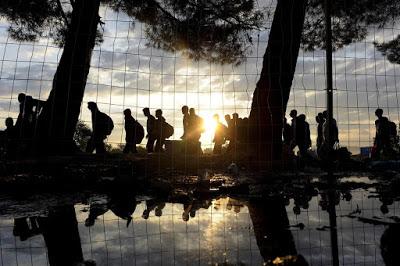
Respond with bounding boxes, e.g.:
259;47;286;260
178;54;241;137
0;181;398;265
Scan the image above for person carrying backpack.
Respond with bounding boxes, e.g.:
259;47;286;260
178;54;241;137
143;107;156;153
212;114;228;154
123;109;144;154
373;108;395;159
296;114;311;158
154;109;168;152
186;108;204;154
86;102;113;154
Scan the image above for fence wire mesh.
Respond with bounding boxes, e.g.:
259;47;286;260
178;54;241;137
0;0;400;266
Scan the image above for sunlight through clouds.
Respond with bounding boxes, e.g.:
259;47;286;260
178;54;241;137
0;5;400;153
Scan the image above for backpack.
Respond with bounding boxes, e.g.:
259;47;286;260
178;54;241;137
389;121;397;137
104;115;114;136
163;122;174;138
134;122;145;144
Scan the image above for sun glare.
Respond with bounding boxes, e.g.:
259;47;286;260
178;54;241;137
200;112;219;145
204;116;217;133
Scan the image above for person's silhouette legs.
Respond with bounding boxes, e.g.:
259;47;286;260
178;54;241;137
146;136;155;152
86;135;106;154
154;137;165;152
123;142;137;153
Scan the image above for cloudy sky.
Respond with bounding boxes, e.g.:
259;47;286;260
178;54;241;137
0;3;400;153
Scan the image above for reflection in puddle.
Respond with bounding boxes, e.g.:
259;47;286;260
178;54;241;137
77;197;262;265
0;186;399;265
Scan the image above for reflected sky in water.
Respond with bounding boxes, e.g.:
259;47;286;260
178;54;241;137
0;186;398;265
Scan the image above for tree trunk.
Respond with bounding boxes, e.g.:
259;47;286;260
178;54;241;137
39;206;84;266
36;0;100;154
249;0;307;164
248;197;298;262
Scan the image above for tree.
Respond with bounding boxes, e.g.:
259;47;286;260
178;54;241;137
0;0;263;155
249;0;307;163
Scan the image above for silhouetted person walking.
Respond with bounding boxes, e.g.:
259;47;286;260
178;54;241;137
227;113;240;153
373;108;394;159
296;114;311;157
316;112;325;153
17;93;45;122
212;114;228;154
4;117;17;158
143;108;156;153
155;109;166;152
317;111;339;161
181;105;190;140
188;108;204;142
289;109;298;148
123;109;144;154
322;110;338;149
16;93;45;137
86;102;113;154
187;108;204;154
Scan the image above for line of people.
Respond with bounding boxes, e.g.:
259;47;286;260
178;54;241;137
1;93;399;160
284;109;339;159
85;103;175;154
0;103;339;159
179;106;250;155
221;113;250;154
285;108;400;160
87;103;252;155
85;106;400;160
141;105;249;155
142;107;174;153
84;105;400;160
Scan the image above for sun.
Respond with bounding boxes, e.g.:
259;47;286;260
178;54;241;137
200;112;218;144
204;115;217;133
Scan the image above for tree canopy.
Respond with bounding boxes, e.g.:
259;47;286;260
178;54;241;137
376;35;400;64
3;0;400;64
301;0;400;56
0;0;264;65
0;0;69;45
